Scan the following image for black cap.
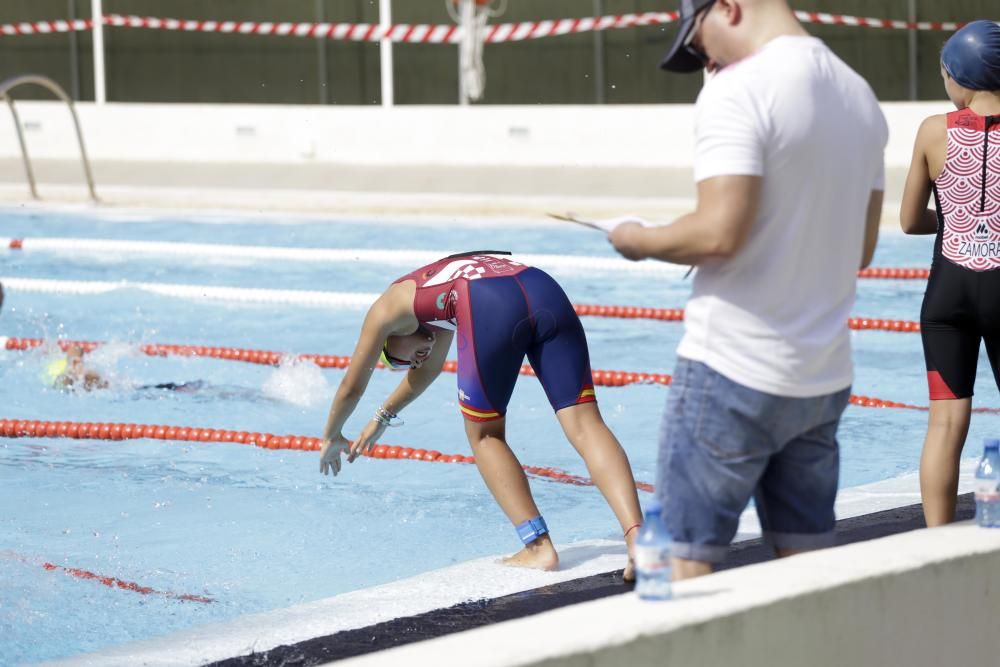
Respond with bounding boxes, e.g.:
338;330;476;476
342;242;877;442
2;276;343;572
659;0;716;72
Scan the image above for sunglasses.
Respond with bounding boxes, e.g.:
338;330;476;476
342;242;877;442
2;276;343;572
683;0;716;66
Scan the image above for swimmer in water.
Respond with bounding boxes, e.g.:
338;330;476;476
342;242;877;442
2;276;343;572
44;345;203;394
45;345;109;391
318;251;644;579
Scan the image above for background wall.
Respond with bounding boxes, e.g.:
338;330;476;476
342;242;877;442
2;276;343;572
0;1;995;105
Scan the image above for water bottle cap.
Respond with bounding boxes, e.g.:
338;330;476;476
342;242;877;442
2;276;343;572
985;438;1000;451
643;501;663;518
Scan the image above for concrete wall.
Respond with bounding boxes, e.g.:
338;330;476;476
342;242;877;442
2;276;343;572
0;100;945;168
0;100;948;205
340;523;1000;667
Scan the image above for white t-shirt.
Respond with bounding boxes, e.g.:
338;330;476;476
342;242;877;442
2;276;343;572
676;36;888;397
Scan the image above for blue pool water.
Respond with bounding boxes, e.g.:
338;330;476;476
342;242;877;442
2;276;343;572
1;206;998;663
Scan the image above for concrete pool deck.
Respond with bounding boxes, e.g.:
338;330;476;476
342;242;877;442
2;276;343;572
0;158;908;225
48;465;987;667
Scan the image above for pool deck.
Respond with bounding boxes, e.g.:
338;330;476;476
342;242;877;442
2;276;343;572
208;495;977;666
48;463;983;667
0;158;908;224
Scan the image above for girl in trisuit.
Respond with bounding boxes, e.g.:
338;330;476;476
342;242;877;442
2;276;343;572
900;21;1000;526
318;251;643;577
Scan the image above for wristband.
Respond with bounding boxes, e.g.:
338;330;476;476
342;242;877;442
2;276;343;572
373;406;404;427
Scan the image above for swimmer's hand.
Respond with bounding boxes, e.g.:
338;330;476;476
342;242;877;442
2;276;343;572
347;419;387;463
319;435;351;476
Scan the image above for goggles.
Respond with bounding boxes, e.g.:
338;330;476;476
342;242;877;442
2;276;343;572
380;345;413;371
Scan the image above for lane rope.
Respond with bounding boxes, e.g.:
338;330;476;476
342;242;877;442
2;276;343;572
5;237;930;281
2;552;213;603
3;239;687;277
0;418;655;493
0;278;923;332
0;11;964;42
6;337;996;413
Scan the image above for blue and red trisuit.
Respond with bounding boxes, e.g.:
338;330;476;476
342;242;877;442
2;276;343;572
393;252;597;421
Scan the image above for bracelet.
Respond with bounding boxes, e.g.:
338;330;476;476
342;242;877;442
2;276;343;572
373;406;404;427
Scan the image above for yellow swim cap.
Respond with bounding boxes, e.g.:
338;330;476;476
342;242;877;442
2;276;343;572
43;358;68;386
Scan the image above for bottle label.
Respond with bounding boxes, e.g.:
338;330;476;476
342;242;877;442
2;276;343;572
973;478;1000;500
634;545;671;573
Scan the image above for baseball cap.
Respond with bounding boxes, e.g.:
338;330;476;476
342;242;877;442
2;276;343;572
659;0;717;72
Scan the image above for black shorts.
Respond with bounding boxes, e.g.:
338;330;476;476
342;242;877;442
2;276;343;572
920;259;1000;399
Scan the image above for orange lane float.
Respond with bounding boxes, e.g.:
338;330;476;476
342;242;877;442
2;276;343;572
0;418;657;493
42;561;214;604
1;551;214;603
9;337;999;412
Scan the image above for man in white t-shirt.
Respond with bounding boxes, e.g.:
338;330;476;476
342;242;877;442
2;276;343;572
609;0;887;580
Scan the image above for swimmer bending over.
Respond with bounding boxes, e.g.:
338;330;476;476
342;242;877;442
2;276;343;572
318;251;643;577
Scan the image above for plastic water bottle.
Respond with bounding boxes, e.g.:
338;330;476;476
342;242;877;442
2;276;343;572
974;439;1000;528
634;502;672;600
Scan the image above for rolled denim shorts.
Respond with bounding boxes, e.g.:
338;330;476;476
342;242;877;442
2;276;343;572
657;357;850;563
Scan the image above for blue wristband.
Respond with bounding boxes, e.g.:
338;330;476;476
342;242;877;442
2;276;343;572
515;516;549;545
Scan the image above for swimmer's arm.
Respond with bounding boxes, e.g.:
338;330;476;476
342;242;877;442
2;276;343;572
899;116;944;235
83;371;108;391
608;175;761;264
321;296;408;441
860;189;884;270
382;330;455;416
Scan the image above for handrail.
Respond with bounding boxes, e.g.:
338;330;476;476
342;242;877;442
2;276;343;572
0;74;98;202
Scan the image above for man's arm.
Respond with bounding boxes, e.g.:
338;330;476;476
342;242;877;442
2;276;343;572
608;174;762;264
860;189;884;269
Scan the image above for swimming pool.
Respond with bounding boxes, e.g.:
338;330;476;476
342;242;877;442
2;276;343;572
1;205;996;664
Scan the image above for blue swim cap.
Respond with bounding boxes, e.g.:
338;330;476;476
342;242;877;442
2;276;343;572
941;20;1000;92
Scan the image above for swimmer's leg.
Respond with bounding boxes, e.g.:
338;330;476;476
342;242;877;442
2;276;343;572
464;417;559;572
556;402;643;581
920;398;971;526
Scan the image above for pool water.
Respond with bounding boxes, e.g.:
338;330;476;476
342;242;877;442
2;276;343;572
1;206;997;664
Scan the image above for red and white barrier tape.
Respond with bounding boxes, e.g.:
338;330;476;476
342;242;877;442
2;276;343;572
0;277;924;332
0;418;655;493
0;18;92;36
0;11;963;42
7;336;994;412
3;238;932;281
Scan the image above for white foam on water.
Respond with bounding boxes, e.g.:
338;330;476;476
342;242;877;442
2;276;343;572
261;357;331;408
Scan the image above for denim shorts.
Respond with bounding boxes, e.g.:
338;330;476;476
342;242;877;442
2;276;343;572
657;357;850;563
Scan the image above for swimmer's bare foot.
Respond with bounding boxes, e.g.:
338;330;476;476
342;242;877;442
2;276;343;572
501;535;559;571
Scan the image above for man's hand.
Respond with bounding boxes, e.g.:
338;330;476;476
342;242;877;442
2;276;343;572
348;419;387;463
608;222;646;261
319;435;351;476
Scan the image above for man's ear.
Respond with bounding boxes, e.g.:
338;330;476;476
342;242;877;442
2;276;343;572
717;0;743;26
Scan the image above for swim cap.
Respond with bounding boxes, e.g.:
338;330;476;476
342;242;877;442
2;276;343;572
941;20;1000;92
43;358;68;386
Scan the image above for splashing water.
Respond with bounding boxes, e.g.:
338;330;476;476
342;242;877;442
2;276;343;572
261;357;331;407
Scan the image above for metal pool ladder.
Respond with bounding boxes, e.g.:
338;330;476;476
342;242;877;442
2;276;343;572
0;74;98;202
